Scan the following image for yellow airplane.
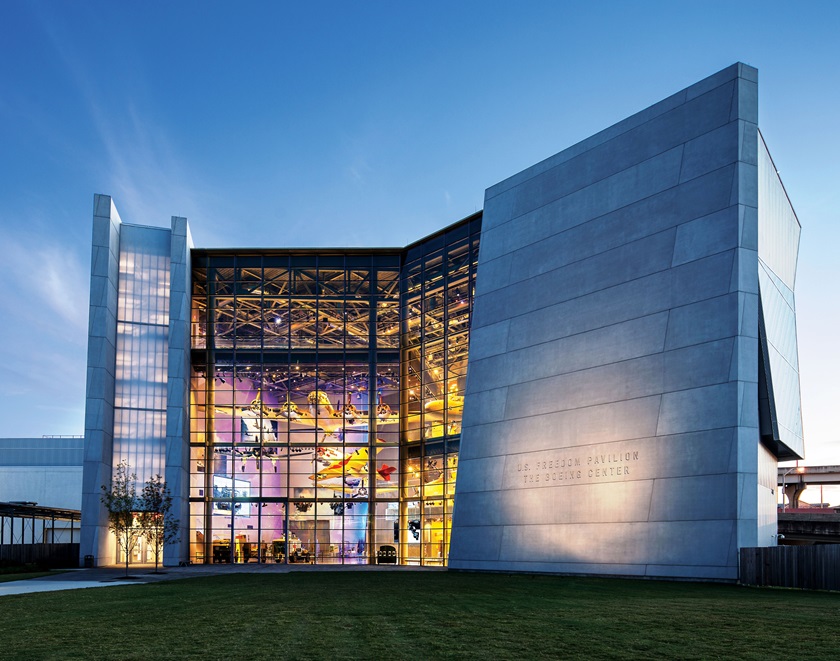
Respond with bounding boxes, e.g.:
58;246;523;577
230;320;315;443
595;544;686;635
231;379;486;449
308;445;398;494
423;383;464;414
309;446;369;482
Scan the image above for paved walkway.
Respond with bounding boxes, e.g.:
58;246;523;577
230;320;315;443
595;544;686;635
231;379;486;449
0;563;441;597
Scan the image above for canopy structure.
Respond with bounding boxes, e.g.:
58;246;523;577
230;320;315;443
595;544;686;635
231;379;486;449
0;501;81;546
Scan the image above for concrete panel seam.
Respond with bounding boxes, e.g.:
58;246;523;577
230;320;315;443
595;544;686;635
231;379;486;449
470;330;739;394
486;146;708;237
452;560;732;570
484;338;735;404
475;309;669;364
460;470;736;495
479;193;735;281
646;478;655;521
661;310;672;353
492;516;737;526
485;78;739;201
654;393;664;451
677;142;685;184
476;245;739;334
488;520;737;530
465;391;741;428
476;234;678;316
728;83;736;126
457;428;661;461
480;162;739;274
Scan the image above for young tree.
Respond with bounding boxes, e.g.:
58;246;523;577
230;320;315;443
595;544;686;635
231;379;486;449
100;461;143;577
138;474;180;573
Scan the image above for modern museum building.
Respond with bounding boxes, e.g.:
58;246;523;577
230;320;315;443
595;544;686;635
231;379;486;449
80;63;804;581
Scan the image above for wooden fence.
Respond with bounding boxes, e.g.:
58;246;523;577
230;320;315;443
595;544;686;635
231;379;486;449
0;543;80;568
740;545;840;591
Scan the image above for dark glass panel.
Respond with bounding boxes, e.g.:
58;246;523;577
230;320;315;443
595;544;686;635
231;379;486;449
262;301;290;349
376;269;400;298
291;268;317;296
213;298;235;348
319;268;346;297
346;270;370;297
234;297;263;349
316;300;344;348
444;221;470;244
290;299;318;349
263;266;289;297
192;267;208;294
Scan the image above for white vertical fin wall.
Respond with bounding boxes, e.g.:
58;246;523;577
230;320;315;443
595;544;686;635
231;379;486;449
81;194;122;565
165;216;192;566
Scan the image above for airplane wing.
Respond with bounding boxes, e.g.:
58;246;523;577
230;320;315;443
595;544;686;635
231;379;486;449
309;447;370;482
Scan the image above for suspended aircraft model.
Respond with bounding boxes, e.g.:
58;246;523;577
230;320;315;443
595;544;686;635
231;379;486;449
210;390;399;439
203;390;400;477
211;411;320;472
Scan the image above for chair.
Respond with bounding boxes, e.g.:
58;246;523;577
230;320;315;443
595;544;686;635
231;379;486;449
376;544;397;564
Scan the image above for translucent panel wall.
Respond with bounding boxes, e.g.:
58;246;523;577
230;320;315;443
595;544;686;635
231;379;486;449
757;133;804;459
113;225;171;483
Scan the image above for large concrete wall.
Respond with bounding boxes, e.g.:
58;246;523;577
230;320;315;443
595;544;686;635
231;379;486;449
450;63;772;580
80;195;122;565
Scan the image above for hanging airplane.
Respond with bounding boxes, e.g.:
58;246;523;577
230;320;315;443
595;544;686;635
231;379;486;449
206;390;399;440
201;389;401;474
307;446;399;496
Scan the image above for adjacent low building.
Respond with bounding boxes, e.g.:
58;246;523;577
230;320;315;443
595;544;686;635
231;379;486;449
0;437;83;564
0;437;83;513
80;63;804;580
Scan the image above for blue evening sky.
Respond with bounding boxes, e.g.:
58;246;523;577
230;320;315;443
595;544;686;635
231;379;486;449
1;2;838;489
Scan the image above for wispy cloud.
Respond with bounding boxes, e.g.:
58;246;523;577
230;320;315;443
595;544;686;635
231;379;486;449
347;156;373;184
32;4;223;237
0;227;89;435
0;231;89;338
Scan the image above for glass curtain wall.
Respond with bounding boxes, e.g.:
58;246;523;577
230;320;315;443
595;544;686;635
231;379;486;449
187;214;480;566
189;253;401;564
112;225;171;564
401;216;480;565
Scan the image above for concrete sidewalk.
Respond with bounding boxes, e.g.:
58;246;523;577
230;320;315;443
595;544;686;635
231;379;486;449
0;562;439;596
0;565;201;596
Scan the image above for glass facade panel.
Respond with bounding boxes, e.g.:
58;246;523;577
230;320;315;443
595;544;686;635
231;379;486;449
397;218;479;565
757;134;804;459
189;217;479;565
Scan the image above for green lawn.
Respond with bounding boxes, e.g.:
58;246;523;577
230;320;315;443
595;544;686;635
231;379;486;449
0;571;836;660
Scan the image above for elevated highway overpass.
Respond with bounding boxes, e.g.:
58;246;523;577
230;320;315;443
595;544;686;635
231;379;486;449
778;465;840;508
